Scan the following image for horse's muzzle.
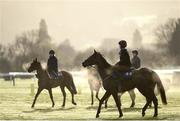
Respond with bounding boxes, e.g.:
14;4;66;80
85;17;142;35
82;62;86;67
28;68;32;73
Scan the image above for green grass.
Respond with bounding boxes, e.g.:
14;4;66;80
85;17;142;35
0;78;180;120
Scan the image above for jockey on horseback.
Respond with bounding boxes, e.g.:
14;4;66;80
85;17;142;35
108;40;132;91
114;40;131;74
131;50;141;69
47;50;59;79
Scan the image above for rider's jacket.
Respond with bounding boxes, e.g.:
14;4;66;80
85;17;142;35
118;48;131;67
47;55;58;73
131;55;141;69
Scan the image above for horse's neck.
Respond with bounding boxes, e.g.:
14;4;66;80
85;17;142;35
36;65;48;79
97;56;112;80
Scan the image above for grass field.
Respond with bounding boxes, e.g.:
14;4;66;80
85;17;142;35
0;77;180;120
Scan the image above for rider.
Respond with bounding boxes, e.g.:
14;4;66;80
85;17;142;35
131;50;141;69
47;50;59;79
115;40;131;72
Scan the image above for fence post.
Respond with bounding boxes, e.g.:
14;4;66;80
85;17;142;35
12;76;15;86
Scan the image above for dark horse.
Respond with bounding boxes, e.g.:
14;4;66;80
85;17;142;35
28;58;77;108
87;67;135;108
82;50;167;118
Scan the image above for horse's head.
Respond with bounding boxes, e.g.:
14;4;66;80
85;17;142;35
82;50;102;67
28;58;41;72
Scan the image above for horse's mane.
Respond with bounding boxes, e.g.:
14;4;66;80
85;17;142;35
97;52;112;68
36;61;51;79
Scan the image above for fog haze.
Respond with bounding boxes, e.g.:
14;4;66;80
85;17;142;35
0;0;180;50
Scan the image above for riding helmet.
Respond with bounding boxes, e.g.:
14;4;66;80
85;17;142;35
49;50;55;55
119;40;127;48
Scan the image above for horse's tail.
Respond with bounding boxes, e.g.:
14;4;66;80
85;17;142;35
152;71;167;105
62;71;77;94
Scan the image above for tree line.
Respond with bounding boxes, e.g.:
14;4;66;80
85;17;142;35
0;18;180;72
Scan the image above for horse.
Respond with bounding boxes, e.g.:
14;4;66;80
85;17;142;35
82;50;167;118
87;67;136;108
87;67;102;105
27;58;77;108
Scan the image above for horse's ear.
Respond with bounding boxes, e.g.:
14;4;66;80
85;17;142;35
94;49;97;53
35;58;37;62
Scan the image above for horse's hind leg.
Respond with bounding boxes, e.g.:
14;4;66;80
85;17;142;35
96;91;111;118
31;87;43;108
60;86;66;107
104;98;108;108
112;93;123;118
138;87;153;117
152;94;158;117
66;86;77;105
142;98;151;117
48;88;55;107
91;89;94;105
128;89;136;108
95;88;100;101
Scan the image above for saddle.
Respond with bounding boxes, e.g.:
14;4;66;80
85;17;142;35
112;69;133;80
48;71;63;80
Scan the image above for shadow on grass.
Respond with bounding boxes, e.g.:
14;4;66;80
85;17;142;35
86;105;114;110
103;107;142;113
22;107;76;113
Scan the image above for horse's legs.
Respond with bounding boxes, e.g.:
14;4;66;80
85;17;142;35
128;89;136;108
60;86;66;107
118;93;122;108
48;88;55;107
112;93;123;118
140;88;155;117
31;87;43;108
152;94;158;117
91;89;94;105
104;97;109;109
142;97;151;117
96;91;111;118
95;88;100;101
66;85;77;105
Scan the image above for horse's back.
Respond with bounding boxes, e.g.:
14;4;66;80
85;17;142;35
61;70;72;77
132;67;155;87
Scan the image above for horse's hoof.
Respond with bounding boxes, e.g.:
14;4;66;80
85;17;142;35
105;105;107;109
61;105;65;107
142;112;145;117
153;114;158;117
119;112;123;118
52;104;55;108
31;105;34;108
130;103;135;108
72;102;77;105
96;114;99;118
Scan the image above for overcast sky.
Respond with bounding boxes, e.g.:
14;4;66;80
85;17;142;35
0;0;180;50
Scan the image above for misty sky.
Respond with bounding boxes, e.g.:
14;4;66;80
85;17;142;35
0;0;180;50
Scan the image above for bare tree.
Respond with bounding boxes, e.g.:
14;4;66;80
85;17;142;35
155;18;180;65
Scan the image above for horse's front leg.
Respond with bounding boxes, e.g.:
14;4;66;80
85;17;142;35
48;88;55;107
96;91;111;118
112;93;123;118
31;87;43;108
